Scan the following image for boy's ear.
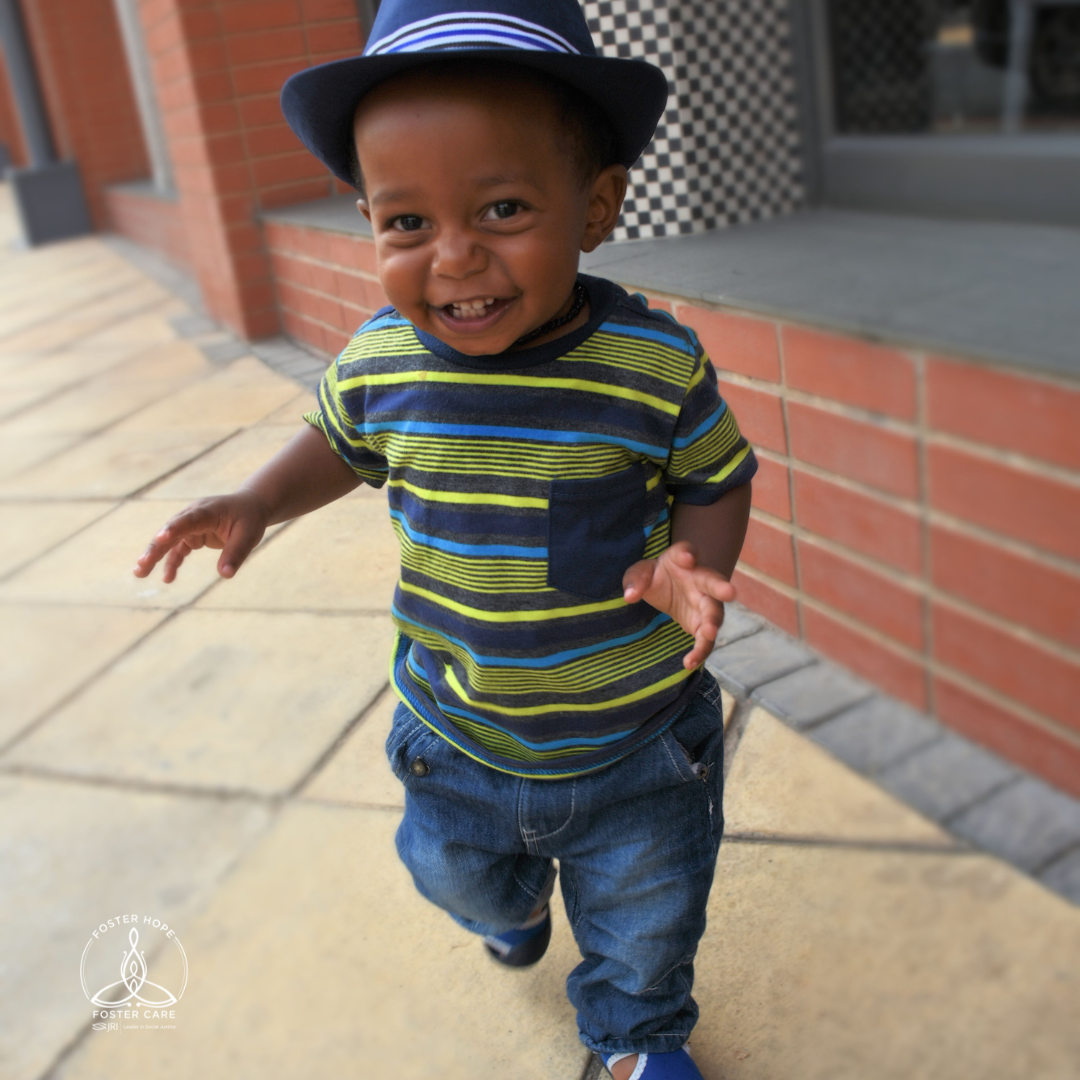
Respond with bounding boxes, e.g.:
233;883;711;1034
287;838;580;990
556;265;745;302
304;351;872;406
580;165;627;253
356;198;372;223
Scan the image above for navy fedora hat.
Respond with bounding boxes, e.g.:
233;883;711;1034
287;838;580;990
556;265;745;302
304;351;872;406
280;0;668;187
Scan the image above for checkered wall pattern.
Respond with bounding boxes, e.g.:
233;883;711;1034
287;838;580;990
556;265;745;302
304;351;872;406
583;0;805;240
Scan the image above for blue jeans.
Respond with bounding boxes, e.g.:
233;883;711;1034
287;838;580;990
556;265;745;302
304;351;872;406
385;672;726;1055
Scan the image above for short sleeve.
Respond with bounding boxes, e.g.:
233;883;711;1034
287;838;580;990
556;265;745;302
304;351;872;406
664;342;757;505
304;356;389;488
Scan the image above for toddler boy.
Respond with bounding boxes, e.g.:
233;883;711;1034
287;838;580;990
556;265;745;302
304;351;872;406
135;2;756;1077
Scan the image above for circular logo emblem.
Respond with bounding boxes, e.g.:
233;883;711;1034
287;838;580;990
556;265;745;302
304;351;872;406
80;916;188;1012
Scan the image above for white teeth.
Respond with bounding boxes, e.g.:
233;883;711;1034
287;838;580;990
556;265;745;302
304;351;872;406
449;297;497;317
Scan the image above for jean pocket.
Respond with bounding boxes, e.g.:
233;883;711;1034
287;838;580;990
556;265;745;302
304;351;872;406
386;703;436;783
547;463;646;599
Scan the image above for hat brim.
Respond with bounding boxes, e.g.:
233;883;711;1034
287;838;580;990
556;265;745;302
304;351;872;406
281;51;669;187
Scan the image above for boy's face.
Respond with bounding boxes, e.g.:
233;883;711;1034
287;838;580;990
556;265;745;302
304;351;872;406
353;70;626;356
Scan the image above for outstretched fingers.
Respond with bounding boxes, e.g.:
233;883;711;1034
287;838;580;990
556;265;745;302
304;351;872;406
133;504;226;581
682;601;723;669
680;568;737;669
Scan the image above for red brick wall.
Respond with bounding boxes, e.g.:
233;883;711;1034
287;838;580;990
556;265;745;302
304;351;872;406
670;303;1080;798
103;185;193;270
263;219;387;355
0;50;28;167
19;0;151;226
135;0;364;338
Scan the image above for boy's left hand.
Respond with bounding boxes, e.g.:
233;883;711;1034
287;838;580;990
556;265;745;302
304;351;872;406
622;541;736;669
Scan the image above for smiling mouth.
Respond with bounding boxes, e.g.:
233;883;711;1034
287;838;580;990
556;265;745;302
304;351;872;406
438;296;511;325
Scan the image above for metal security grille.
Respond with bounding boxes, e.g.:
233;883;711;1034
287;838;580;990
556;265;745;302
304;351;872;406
829;0;935;133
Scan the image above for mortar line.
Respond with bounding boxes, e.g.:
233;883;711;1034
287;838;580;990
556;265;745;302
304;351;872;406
125;426;244;500
0;323;184;431
0;513;247;757
0;285;182;359
0;761;284;804
0;501;121;585
286;683;392;799
1034;838;1080;877
915;350;935;715
773;319;803;641
0;433;240;585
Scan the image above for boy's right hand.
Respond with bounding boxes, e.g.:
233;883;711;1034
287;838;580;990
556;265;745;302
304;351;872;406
133;491;271;584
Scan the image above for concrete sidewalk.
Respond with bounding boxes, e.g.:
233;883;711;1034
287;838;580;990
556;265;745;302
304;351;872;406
1;184;1077;1080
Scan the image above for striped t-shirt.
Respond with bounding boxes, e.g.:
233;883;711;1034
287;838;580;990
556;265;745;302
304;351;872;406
308;275;757;777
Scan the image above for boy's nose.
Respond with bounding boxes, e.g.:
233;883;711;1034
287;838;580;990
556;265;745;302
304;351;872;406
431;228;486;278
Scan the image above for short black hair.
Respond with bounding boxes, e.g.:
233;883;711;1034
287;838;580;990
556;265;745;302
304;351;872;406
348;61;620;197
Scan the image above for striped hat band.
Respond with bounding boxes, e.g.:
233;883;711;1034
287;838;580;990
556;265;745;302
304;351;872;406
366;12;581;56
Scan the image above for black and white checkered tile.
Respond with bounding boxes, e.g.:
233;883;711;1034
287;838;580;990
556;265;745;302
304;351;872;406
583;0;805;240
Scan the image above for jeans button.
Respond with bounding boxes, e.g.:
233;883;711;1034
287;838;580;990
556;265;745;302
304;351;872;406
409;757;430;777
693;763;709;783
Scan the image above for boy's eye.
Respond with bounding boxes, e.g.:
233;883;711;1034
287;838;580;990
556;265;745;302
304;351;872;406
391;215;426;232
485;201;522;221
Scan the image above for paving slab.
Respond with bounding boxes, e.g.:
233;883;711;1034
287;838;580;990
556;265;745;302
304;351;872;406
877;733;1018;823
0;341;158;405
714;602;763;647
0;370;201;436
0;500;223;608
750;664;873;730
301;687;403;808
724;709;951;843
73;308;182;351
704;629;815;695
196;493;399;613
720;687;737;729
258;390;320;424
808;696;944;774
0;284;158;354
948;778;1080;872
0;604;166;749
1039;846;1080;903
690;840;1080;1080
0;774;272;1080
115;357;300;432
0;427;235;500
96;339;213;384
0;432;77;481
143;425;299;500
52;802;590;1080
5;609;394;795
0;500;114;579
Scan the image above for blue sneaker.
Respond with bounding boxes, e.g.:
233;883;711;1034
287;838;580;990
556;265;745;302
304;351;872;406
482;907;551;967
603;1047;703;1079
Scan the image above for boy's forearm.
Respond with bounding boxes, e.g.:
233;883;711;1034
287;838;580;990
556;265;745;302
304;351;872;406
669;483;752;580
238;424;362;525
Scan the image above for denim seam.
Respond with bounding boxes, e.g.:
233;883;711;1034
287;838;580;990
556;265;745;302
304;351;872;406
521;782;578;851
512;869;543;903
659;731;694;784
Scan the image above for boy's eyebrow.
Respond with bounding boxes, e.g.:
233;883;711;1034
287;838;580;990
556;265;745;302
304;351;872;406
369;174;544;206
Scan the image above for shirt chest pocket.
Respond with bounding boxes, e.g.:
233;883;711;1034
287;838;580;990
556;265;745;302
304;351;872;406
547;463;647;600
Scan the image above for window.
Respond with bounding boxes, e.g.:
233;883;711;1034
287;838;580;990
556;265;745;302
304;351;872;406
792;0;1080;224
